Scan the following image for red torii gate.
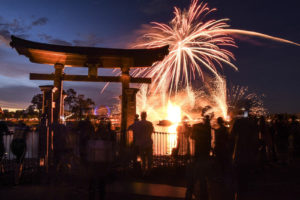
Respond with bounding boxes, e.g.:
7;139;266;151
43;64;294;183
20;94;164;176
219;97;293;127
10;35;168;146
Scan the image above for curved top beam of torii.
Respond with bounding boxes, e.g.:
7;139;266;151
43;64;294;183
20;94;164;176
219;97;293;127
10;35;169;68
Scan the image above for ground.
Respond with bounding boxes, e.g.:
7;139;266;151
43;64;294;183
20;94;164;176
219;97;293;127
1;160;300;200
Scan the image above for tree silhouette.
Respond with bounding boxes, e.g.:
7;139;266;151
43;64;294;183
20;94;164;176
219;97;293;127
30;94;43;115
64;89;77;112
64;89;95;119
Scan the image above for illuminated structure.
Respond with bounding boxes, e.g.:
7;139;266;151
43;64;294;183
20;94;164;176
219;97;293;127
10;35;168;150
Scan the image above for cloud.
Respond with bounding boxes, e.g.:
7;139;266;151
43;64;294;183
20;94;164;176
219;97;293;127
0;62;29;78
0;61;51;78
38;33;72;46
0;29;11;45
73;33;103;47
39;33;103;47
48;39;72;46
0;85;40;109
0;83;120;109
0;16;48;46
0;50;54;78
31;17;48;26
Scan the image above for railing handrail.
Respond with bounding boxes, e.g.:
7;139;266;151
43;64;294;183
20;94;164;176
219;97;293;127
153;131;171;134
1;131;14;136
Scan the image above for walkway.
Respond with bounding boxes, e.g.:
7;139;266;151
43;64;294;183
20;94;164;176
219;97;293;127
1;160;300;200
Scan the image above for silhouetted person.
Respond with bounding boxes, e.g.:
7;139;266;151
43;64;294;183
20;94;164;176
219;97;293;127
128;114;141;167
134;114;139;122
214;117;230;174
288;115;299;163
11;121;29;185
52;122;68;173
274;114;289;164
258;116;272;166
191;115;212;160
269;119;278;162
96;118;110;140
186;115;212;200
176;116;191;157
106;120;116;142
0;121;10;173
77;117;94;165
88;119;116;200
231;113;259;200
291;116;300;157
128;111;154;173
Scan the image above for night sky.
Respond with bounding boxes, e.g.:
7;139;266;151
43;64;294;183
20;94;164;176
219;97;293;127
0;0;299;113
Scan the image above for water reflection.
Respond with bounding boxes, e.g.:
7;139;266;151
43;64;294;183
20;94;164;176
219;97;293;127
153;123;194;156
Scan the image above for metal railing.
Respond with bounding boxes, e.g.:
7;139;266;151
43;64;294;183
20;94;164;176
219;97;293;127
1;127;195;182
152;131;195;167
1;128;39;183
126;130;195;167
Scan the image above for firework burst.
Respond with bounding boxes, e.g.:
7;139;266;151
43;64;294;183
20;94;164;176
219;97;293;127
133;0;237;95
132;0;299;97
105;0;297;127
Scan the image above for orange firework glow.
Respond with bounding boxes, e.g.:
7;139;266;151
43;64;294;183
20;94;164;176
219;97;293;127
132;0;298;127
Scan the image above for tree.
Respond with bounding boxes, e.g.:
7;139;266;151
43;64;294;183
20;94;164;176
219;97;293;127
31;94;43;115
25;105;38;119
72;94;95;119
64;89;95;119
29;89;95;120
14;110;25;119
64;89;77;112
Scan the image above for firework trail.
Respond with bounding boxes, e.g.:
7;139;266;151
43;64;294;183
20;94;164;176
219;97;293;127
133;0;236;95
104;0;296;125
132;0;299;97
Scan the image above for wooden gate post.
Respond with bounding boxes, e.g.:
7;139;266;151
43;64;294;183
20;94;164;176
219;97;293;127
120;66;130;147
39;85;56;172
53;63;64;124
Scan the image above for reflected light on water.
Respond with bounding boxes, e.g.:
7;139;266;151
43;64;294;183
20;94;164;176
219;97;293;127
167;133;177;154
166;102;181;154
167;102;181;134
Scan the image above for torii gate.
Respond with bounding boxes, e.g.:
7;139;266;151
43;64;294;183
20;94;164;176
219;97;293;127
10;36;168;146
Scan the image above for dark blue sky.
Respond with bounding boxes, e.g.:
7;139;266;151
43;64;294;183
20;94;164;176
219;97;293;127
0;0;299;113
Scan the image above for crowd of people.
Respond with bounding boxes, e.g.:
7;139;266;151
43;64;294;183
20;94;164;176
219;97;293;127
1;111;300;199
128;112;154;174
0;117;117;186
44;117;117;200
50;111;300;199
51;117;117;170
180;112;300;200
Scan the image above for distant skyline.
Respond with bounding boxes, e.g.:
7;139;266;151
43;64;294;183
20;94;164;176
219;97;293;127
0;0;299;113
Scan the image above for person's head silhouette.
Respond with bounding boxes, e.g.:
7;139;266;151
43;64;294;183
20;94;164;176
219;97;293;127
141;112;147;120
217;117;224;126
